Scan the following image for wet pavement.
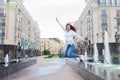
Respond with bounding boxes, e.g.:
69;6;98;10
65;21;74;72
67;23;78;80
1;56;84;80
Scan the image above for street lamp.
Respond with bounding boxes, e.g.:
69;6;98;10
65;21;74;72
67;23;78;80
17;42;21;62
96;33;99;43
115;33;120;43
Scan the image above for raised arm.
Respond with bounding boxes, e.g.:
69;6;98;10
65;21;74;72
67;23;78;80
56;17;66;32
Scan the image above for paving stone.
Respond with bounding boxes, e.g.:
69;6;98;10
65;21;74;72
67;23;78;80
1;56;83;80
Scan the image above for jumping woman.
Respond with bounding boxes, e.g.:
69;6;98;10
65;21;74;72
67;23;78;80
56;17;85;58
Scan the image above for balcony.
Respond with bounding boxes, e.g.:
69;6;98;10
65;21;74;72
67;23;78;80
101;23;107;26
98;3;120;7
101;14;107;17
114;16;120;19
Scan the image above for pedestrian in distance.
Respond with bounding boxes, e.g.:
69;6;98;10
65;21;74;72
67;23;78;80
56;17;85;58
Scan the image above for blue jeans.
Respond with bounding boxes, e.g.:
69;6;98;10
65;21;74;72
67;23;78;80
63;44;79;58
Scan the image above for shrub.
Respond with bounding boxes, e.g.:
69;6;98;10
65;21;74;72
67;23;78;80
42;49;50;55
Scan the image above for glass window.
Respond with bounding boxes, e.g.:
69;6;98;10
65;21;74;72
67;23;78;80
0;29;3;36
106;0;111;6
117;0;120;6
101;10;107;17
17;18;21;23
0;19;5;26
28;20;30;25
0;0;4;3
100;0;106;4
112;0;116;6
98;0;120;6
0;8;6;17
101;18;107;26
0;0;7;4
117;19;120;26
116;10;120;17
99;0;106;6
0;39;3;44
18;27;20;31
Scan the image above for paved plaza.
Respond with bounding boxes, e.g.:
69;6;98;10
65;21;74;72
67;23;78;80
1;56;83;80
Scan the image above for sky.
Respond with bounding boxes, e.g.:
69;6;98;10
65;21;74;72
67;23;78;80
23;0;86;42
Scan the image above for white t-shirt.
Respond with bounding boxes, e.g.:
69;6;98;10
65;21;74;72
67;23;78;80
57;20;84;45
65;30;84;45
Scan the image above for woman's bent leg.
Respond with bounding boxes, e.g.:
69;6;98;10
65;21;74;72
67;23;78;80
67;45;79;58
63;45;69;57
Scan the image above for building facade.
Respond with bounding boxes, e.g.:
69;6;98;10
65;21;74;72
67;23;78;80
40;38;63;54
0;0;40;61
75;0;120;54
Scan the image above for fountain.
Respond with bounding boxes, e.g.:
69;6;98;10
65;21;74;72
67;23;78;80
67;30;120;80
4;54;9;67
95;66;99;76
82;30;114;79
84;50;88;68
93;43;98;63
104;30;111;65
84;51;87;62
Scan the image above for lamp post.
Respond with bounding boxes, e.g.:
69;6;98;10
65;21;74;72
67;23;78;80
17;42;21;62
115;34;118;42
96;33;99;43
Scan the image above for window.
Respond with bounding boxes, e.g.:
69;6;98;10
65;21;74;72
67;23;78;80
28;20;30;25
99;0;106;6
111;0;116;6
0;0;4;3
0;8;6;17
106;0;112;6
0;0;7;4
0;19;5;26
117;0;120;6
17;18;21;23
18;27;20;31
0;38;4;44
101;10;107;17
101;18;107;26
98;0;120;6
116;10;120;17
0;29;2;36
116;10;120;26
0;29;4;36
117;19;120;26
88;10;91;15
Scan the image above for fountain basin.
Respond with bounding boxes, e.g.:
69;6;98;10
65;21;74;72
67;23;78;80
66;59;104;80
67;58;120;80
0;59;36;78
87;62;120;80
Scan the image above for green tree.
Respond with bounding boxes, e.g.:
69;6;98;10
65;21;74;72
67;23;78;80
42;49;50;55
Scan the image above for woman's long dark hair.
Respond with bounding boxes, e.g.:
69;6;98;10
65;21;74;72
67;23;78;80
66;23;76;32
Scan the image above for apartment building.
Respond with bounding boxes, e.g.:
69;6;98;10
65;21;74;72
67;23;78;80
40;38;63;54
75;0;120;54
0;0;40;60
